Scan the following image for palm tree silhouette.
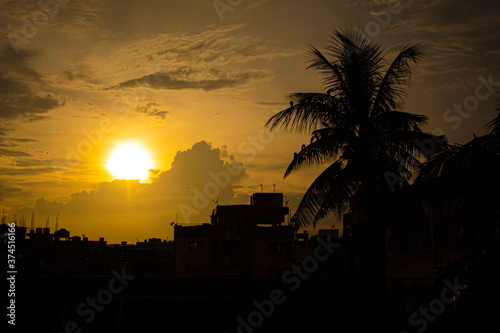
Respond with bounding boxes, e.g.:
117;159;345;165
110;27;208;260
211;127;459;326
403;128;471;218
486;95;500;135
417;94;500;244
265;26;445;285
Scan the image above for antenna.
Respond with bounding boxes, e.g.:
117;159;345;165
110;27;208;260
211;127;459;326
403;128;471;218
260;184;263;193
273;184;276;193
46;215;49;229
2;208;6;224
55;213;59;232
31;212;35;230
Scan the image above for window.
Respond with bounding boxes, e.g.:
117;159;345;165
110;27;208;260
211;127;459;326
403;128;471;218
223;214;239;240
189;241;203;253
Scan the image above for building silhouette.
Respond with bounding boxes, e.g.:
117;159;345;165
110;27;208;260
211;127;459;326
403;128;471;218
174;192;294;278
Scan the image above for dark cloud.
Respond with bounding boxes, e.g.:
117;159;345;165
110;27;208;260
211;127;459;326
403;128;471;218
0;47;43;81
0;185;23;203
0;78;60;120
0;138;37;148
61;67;101;85
0;46;61;121
115;67;267;91
9;138;37;143
0;166;57;176
257;101;286;106
136;102;170;119
0;148;31;157
9;157;60;168
384;0;500;81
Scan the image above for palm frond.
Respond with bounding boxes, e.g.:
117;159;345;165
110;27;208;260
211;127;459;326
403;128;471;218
371;43;425;116
283;128;353;178
307;47;349;97
264;93;338;133
485;94;500;134
373;111;428;132
291;161;357;228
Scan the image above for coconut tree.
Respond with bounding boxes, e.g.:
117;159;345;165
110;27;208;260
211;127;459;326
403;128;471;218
486;96;500;135
265;26;445;285
417;95;500;244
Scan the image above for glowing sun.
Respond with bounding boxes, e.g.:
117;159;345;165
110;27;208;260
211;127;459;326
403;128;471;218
106;143;154;181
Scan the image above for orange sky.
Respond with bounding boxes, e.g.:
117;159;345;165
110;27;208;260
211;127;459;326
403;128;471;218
1;0;499;243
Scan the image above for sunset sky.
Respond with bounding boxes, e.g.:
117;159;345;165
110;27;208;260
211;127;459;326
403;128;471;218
1;0;499;243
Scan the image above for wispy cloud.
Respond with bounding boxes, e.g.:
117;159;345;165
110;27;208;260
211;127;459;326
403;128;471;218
92;25;296;87
114;67;267;91
0;148;31;157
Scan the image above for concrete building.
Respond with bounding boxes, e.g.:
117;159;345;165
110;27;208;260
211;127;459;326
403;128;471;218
174;193;294;278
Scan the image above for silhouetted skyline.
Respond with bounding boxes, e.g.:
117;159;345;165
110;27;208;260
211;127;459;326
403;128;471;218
1;3;500;331
1;0;500;243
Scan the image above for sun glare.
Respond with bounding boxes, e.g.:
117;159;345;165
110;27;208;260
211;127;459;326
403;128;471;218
106;143;154;181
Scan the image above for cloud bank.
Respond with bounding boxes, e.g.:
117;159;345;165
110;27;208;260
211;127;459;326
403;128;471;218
14;141;248;242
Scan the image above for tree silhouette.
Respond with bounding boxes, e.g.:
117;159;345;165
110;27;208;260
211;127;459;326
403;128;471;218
265;26;445;284
417;93;500;244
486;95;500;135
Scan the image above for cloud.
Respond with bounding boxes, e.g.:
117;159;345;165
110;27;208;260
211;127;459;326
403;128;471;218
0;46;61;121
383;0;500;81
112;24;296;67
0;78;60;120
135;101;170;119
61;65;102;86
257;101;287;106
94;24;296;90
0;148;31;157
15;141;248;242
115;67;267;91
0;185;23;203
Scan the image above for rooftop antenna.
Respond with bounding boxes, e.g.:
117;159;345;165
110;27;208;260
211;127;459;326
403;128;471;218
260;184;263;193
46;215;49;229
14;213;17;226
55;213;59;232
2;208;6;224
273;184;276;193
30;212;35;230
